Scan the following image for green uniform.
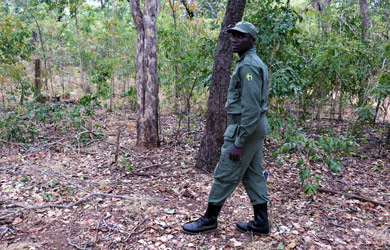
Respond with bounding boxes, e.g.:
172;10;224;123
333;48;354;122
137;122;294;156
208;48;270;206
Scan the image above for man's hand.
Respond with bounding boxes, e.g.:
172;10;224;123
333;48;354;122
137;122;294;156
229;144;243;161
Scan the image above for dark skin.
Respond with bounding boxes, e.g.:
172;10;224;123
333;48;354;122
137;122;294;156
228;30;256;161
230;31;255;57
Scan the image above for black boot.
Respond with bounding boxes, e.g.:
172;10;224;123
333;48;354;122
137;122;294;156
182;203;222;234
236;203;269;236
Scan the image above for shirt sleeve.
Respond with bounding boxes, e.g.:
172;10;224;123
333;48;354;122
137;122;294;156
234;64;263;148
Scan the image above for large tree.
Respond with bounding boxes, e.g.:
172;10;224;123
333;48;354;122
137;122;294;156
128;0;160;148
196;0;246;172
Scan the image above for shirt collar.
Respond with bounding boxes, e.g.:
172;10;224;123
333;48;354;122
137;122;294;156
237;48;256;62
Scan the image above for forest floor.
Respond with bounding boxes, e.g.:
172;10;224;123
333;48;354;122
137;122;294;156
0;107;389;250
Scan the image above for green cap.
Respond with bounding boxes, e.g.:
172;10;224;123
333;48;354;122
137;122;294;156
227;21;258;39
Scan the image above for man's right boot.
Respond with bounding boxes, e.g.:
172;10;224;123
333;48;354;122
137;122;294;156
182;203;222;235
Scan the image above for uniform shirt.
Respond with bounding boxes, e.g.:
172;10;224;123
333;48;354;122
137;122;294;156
225;48;269;148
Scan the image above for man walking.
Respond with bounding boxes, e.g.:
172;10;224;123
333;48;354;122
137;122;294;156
182;21;271;236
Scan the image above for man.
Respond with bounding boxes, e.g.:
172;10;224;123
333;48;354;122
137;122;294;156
182;21;271;236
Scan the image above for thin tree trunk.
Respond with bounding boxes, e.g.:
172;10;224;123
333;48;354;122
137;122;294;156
196;0;247;172
34;58;42;97
374;99;381;124
181;0;195;19
74;4;87;94
168;0;180;113
110;2;115;112
338;90;343;121
19;79;25;105
1;77;5;111
359;0;369;41
311;0;331;34
128;0;160;148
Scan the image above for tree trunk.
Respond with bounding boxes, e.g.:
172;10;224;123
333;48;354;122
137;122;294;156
128;0;160;148
338;90;343;121
196;0;246;172
34;58;42;97
359;0;369;41
181;0;195;19
311;0;331;34
1;77;5;111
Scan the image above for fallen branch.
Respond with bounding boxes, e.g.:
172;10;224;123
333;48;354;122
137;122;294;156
32;169;91;193
24;220;55;233
0;139;27;150
289;184;390;207
67;238;92;250
0;227;15;240
103;140;131;155
126;217;146;241
0;193;164;219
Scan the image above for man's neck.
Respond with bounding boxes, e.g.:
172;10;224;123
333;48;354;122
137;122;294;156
237;46;254;57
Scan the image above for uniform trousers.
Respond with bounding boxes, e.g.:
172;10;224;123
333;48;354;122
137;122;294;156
208;116;269;206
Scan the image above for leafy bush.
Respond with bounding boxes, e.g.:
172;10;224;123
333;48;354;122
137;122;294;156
269;113;358;195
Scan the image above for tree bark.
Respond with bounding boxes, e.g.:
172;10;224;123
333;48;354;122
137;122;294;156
181;0;195;19
34;58;42;97
196;0;246;172
311;0;331;34
74;3;88;94
359;0;369;41
128;0;160;148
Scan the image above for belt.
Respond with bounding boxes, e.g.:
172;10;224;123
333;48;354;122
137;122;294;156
227;114;241;124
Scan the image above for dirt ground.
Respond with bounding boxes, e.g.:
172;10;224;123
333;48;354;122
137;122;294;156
0;108;389;250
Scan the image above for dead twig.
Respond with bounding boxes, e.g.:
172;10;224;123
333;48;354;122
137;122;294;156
24;220;55;233
84;138;105;147
289;184;390;207
67;238;92;250
126;217;146;241
31;169;91;193
0;193;164;219
94;217;102;243
93;215;120;242
0;139;27;150
0;226;15;240
102;215;119;233
132;164;160;173
114;128;123;163
103;140;131;155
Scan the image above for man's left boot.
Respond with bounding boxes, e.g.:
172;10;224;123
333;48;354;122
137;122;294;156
182;203;222;235
236;203;270;236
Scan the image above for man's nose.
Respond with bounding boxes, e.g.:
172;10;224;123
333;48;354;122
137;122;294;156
231;36;238;42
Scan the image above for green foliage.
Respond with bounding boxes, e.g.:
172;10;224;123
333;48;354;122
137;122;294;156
0;9;31;64
269;112;358;194
245;0;304;98
121;86;136;110
80;94;99;118
0;101;89;143
158;6;217;118
0;111;37;143
372;71;390;101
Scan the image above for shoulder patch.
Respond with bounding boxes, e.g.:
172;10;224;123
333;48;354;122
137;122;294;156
246;73;253;81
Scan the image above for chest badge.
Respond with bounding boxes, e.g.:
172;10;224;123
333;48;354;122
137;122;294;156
246;73;253;81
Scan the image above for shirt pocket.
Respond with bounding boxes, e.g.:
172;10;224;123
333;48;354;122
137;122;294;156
223;124;238;142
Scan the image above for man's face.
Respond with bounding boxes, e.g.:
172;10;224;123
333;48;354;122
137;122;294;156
230;31;254;55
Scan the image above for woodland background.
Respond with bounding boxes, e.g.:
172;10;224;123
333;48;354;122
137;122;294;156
0;0;389;249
